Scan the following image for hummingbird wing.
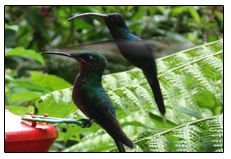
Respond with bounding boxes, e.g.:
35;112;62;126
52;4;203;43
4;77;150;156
79;86;134;149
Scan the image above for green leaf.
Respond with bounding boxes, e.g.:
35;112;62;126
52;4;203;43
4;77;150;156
10;80;52;93
5;106;26;115
36;88;76;117
187;6;201;24
27;106;35;114
171;6;187;16
120;121;150;129
149;112;177;129
175;106;203;119
156;6;167;15
57;125;80;142
5;87;10;96
131;6;146;20
5;47;45;65
5;23;19;31
5;73;15;81
29;71;72;90
11;92;41;103
215;11;223;25
193;91;221;114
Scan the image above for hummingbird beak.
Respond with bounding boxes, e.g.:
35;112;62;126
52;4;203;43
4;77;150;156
66;13;108;23
40;51;73;57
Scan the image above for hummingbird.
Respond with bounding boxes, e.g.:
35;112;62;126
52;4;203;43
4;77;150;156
66;13;166;120
41;51;134;152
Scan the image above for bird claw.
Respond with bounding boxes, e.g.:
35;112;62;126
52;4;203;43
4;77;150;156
79;119;93;128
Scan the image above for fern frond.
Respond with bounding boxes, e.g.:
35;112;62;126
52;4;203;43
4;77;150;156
133;114;223;152
148;135;169;152
200;115;223;152
36;88;77;118
63;128;115;152
173;124;202;152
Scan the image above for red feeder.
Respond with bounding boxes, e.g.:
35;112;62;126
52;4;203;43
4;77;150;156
5;109;58;152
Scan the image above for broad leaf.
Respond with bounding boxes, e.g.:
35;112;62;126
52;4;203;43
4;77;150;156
5;46;45;65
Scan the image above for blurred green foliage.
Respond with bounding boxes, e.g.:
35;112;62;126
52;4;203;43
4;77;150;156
5;6;223;51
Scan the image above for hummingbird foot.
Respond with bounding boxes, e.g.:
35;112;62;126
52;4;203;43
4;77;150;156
79;119;94;128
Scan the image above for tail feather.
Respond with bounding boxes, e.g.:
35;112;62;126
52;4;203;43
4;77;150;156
143;70;166;116
115;140;125;152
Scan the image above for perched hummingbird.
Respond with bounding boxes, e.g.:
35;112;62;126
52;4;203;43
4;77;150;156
41;51;134;152
66;13;166;119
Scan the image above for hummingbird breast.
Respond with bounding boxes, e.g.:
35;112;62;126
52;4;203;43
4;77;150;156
72;74;92;118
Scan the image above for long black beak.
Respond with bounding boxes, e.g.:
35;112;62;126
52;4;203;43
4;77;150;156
66;13;108;23
40;51;73;57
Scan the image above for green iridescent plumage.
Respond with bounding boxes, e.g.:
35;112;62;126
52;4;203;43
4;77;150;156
41;51;134;152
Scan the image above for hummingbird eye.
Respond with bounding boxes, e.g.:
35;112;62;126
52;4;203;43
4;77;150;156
81;54;94;62
109;14;125;27
86;55;93;60
114;15;119;20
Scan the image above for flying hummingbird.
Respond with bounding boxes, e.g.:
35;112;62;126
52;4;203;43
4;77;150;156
66;13;166;120
41;51;134;152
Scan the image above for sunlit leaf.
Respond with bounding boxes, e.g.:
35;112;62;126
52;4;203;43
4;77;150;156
187;6;201;24
29;71;72;90
5;106;26;115
5;47;45;65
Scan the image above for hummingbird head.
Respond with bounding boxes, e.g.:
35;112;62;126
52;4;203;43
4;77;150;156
66;13;129;38
66;13;139;41
66;13;126;27
41;51;107;76
104;13;127;28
